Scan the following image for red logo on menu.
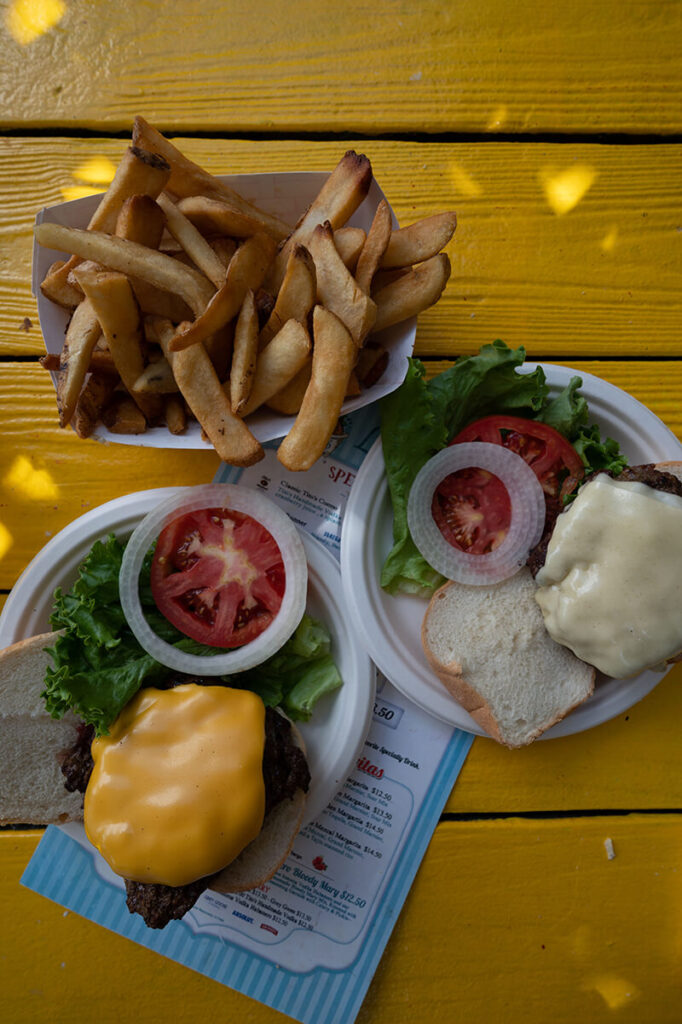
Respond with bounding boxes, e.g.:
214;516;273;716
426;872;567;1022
260;923;278;935
312;855;327;871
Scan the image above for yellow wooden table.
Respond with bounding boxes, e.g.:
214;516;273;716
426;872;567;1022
2;2;682;1021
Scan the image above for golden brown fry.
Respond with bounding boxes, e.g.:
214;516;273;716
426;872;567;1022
157;192;227;288
345;371;361;397
54;299;102;428
267;151;372;292
164;394;187;435
380;211;457;268
128;279;194;321
230;290;259;415
259;244;316;347
370;267;409;295
278;306;357;471
170;232;277;352
355;199;393;294
35;223;215;317
115;194;165;247
308;221;377;344
177;195;272;240
101;393;148;434
41;260;82;310
372;252;451;333
132;116;290;239
40;146;171;305
132;357;178;394
239;320;311;417
333;227;366;272
74;267;162;423
72;372;119;439
152;318;263;466
265;360;311;415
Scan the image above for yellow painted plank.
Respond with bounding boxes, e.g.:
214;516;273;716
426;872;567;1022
3;137;680;361
0;363;219;589
1;2;682;134
3;817;681;1023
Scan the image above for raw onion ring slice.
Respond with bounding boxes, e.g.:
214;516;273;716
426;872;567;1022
119;484;307;675
407;442;546;585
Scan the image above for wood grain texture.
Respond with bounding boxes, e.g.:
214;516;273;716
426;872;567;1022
4;816;681;1023
3;136;680;361
1;1;682;134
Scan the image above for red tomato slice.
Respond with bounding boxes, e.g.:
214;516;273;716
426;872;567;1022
431;467;512;554
450;415;584;500
150;507;286;649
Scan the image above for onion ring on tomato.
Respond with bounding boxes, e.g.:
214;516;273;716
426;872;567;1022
407;443;546;585
119;484;307;675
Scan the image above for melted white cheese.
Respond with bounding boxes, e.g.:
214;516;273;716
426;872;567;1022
535;475;682;678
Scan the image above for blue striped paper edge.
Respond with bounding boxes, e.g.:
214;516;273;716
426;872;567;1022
22;728;472;1024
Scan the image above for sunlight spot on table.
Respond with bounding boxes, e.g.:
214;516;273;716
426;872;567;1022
584;973;641;1010
74;157;117;186
6;0;65;45
600;226;619;254
0;521;13;563
539;164;597;215
450;163;483;198
3;456;59;501
60;185;106;202
486;104;508;131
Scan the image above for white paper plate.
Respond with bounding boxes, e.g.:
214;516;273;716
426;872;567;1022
0;488;375;823
340;364;682;738
33;171;416;449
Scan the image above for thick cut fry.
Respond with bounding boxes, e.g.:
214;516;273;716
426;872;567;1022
153;318;263;466
267;150;372;291
278;307;357;472
157;192;227;288
308;221;377;344
128;279;193;321
372;252;451;333
40;146;171;306
380;211;457;268
266;360;311;415
132;116;290;239
41;260;81;309
355;200;393;294
115;194;166;247
259;244;316;347
35;223;215;317
170;232;277;352
102;394;148;434
72;372;119;439
55;299;102;427
177;195;272;241
333;227;366;272
132;357;178;394
239;320;311;417
74;267;162;423
230;290;259;415
164;394;187;435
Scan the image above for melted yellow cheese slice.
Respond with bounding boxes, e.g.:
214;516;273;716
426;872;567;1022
84;685;266;887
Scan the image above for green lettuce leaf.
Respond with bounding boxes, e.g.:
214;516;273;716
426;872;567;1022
43;536;342;734
379;342;627;596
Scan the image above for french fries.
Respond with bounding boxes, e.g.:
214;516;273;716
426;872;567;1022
278;307;357;472
35;118;455;469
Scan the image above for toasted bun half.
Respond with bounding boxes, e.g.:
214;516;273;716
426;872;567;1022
210;720;308;893
0;631;84;825
421;568;595;748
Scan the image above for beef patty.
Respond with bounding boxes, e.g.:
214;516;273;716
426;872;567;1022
61;700;310;929
527;464;682;578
